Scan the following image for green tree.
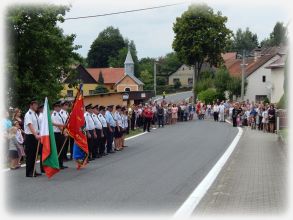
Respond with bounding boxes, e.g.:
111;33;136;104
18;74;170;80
87;26;125;67
7;5;81;110
139;69;153;90
232;28;258;53
94;85;109;94
158;52;181;74
261;22;288;47
270;22;288;46
98;71;104;84
172;3;232;102
214;68;231;96
195;77;214;94
198;88;217;104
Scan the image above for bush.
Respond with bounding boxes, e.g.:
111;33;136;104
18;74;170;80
94;84;109;94
263;96;270;104
198;88;217;104
195;77;214;94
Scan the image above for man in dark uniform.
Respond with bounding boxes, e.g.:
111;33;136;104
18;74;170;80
84;104;97;160
98;106;108;156
51;101;68;169
24;99;42;177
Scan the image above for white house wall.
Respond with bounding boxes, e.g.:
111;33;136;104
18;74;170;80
271;68;284;103
244;55;280;102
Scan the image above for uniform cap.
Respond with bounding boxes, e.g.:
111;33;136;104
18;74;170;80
85;104;92;110
99;106;105;111
53;100;61;107
107;105;114;108
93;104;99;109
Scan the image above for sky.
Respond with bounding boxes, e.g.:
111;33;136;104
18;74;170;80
2;0;291;60
55;0;290;60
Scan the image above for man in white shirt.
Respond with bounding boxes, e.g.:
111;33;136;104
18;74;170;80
105;105;116;153
24;99;41;177
60;100;73;160
92;104;103;158
84;104;97;160
98;106;108;156
213;103;219;121
113;105;123;151
51;101;67;169
219;102;225;122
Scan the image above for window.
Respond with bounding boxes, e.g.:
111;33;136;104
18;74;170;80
262;75;266;82
125;87;131;92
173;78;180;84
255;95;267;102
67;90;73;97
89;90;95;95
188;78;193;85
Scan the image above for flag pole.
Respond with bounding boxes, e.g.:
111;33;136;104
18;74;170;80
58;84;82;159
33;140;41;176
58;136;69;158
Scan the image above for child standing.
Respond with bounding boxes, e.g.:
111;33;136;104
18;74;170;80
8;127;21;170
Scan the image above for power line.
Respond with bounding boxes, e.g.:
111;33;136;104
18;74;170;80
65;2;187;20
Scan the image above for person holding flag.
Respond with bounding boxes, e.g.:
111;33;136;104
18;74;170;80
66;85;89;168
51;101;68;169
40;98;60;179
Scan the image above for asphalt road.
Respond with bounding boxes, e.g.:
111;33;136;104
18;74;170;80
153;91;193;103
6;119;238;216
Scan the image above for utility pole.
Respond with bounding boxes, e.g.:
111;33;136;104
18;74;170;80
154;61;157;97
240;50;247;101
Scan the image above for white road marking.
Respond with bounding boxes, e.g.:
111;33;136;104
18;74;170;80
174;126;243;217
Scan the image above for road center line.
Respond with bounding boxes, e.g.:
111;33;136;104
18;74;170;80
173;126;243;217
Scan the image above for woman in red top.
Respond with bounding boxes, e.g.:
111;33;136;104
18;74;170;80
143;105;153;132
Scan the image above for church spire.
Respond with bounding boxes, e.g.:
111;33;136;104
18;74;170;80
124;46;134;75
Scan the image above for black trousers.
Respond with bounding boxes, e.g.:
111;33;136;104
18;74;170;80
54;132;65;167
143;117;151;132
213;112;219;121
106;127;115;153
158;116;164;127
232;117;237;127
101;127;107;155
24;134;38;176
95;128;103;157
131;117;135;130
87;130;95;159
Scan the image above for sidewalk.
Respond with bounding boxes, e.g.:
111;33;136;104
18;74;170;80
194;127;287;215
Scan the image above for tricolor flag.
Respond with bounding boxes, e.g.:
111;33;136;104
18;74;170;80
40;97;60;178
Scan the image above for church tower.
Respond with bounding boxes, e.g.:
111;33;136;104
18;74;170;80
124;46;134;75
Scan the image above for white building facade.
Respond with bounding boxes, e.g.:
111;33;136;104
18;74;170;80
244;54;281;103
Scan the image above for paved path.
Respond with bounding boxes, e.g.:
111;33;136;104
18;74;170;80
194;127;287;215
153;91;192;103
6;120;237;215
